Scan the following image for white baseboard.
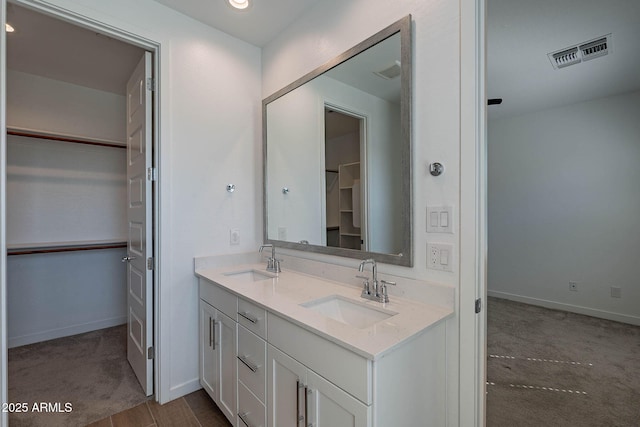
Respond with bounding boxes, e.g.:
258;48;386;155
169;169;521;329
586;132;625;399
8;316;127;348
168;378;201;402
488;291;640;326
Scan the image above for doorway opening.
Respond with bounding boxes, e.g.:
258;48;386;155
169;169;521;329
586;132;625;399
4;4;157;425
485;0;640;425
324;106;367;250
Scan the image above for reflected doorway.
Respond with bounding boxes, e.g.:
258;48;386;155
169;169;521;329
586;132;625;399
324;107;366;250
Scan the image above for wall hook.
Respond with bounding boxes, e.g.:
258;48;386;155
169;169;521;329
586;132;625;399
429;162;444;177
226;184;236;193
282;187;290;194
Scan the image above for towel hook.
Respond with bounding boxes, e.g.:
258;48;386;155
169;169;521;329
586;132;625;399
429;162;444;177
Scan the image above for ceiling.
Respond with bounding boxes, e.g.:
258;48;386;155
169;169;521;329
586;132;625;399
152;0;322;47
7;0;638;116
6;4;144;95
487;0;640;119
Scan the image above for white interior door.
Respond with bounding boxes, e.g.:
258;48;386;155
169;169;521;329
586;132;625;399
125;51;153;396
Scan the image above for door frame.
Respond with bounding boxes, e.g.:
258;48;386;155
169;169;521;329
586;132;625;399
322;101;369;250
460;0;487;425
0;0;164;420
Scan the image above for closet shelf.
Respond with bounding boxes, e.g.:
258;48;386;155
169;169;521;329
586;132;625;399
7;126;126;149
7;239;127;256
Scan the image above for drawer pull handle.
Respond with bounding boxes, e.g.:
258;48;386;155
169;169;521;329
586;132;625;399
237;355;259;373
238;412;253;427
304;386;309;427
238;311;259;324
212;319;217;350
296;380;304;425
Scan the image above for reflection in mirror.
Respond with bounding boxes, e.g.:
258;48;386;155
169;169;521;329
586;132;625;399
263;15;412;266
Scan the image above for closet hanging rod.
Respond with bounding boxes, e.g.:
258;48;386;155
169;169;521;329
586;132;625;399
7;241;127;256
7;127;126;149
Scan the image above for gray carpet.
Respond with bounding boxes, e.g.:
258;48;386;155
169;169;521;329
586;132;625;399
8;325;149;426
487;297;640;427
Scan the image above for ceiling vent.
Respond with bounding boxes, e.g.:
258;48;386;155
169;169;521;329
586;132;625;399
547;34;611;70
374;61;401;80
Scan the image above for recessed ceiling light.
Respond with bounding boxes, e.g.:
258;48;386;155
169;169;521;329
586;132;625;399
5;23;15;33
227;0;250;10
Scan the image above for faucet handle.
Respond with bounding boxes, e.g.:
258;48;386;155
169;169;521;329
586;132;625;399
356;275;371;295
380;280;396;302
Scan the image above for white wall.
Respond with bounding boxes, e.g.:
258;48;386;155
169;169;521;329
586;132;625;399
6;136;126;244
7;70;126;142
5;0;263;403
488;90;640;325
262;0;462;423
7;249;127;347
266;81;324;244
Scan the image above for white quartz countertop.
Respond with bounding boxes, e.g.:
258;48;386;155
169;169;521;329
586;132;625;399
195;263;453;360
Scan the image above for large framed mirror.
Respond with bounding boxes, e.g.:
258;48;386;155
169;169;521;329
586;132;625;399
263;15;412;266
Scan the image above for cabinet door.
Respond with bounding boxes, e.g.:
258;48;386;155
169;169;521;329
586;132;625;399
306;370;370;427
267;345;307;427
217;311;237;424
199;300;218;401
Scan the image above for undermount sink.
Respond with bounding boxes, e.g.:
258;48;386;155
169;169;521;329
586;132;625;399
301;295;397;329
223;269;276;282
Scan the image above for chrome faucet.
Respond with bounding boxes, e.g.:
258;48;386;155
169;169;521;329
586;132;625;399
259;244;281;273
357;258;395;303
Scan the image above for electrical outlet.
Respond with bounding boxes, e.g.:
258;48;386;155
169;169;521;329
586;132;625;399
610;286;621;298
569;281;578;291
427;243;454;272
230;228;240;245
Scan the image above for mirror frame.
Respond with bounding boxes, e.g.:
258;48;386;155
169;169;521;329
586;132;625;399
262;15;412;267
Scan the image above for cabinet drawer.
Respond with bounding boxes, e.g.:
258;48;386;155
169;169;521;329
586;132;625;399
237;325;266;403
238;381;266;427
199;279;237;319
238;298;267;339
268;314;372;405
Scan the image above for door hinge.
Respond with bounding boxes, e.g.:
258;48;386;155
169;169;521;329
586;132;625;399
147;346;154;359
147;167;157;181
475;298;482;314
146;77;156;91
147;257;154;270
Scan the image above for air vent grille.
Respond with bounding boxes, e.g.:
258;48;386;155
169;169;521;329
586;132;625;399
580;37;609;61
547;34;611;70
374;61;401;80
552;47;580;69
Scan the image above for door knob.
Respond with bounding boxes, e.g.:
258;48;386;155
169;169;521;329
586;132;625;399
121;255;136;262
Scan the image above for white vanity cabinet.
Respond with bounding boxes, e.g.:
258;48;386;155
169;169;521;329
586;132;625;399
199;285;237;424
198;273;448;427
268;345;369;427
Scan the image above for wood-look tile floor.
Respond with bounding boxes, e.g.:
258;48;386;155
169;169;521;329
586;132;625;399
86;389;232;427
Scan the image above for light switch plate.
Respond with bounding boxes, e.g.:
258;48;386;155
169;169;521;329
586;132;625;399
426;206;454;233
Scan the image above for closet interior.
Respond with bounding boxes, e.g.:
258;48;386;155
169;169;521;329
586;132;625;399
5;5;144;348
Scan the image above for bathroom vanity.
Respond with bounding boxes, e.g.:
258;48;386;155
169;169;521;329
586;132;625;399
195;262;453;427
